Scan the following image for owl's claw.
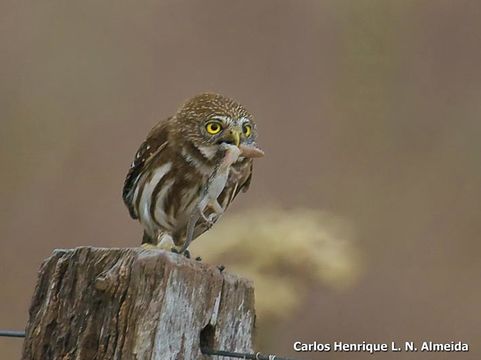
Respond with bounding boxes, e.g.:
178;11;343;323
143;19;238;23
217;265;225;272
171;247;191;259
207;216;215;228
201;212;217;229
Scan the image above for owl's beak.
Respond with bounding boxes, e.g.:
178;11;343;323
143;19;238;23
228;129;241;147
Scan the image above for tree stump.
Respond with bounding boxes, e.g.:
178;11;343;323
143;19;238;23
22;247;255;360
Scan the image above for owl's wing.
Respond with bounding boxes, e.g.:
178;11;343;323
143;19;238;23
122;119;170;219
218;159;254;211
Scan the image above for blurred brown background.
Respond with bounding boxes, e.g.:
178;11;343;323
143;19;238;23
1;0;480;358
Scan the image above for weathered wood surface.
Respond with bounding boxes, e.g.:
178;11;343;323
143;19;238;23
22;247;255;360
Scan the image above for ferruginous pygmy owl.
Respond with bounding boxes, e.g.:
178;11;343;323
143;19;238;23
122;93;264;254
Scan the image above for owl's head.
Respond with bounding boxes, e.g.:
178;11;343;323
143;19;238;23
173;93;258;150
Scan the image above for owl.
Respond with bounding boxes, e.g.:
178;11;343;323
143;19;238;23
122;93;263;255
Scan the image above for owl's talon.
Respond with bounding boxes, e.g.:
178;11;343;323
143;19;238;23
208;213;220;228
170;247;190;258
195;256;202;262
217;265;225;272
205;220;214;229
200;212;216;228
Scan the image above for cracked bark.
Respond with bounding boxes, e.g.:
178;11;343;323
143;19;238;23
22;247;255;360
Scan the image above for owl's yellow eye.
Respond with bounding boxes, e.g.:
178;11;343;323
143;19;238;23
206;122;222;135
243;124;252;137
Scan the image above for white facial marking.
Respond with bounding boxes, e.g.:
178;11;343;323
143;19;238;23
238;117;251;125
211;115;233;124
197;145;218;160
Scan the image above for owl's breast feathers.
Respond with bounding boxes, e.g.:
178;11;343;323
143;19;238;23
122;118;253;242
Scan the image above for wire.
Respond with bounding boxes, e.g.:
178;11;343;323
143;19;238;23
202;347;298;360
0;330;25;338
0;330;300;360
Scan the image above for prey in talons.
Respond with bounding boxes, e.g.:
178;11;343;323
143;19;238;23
179;143;264;254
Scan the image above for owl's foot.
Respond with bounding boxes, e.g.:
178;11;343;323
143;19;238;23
201;219;213;228
141;243;177;254
217;264;225;272
171;247;191;259
200;211;216;229
140;233;176;251
195;256;202;262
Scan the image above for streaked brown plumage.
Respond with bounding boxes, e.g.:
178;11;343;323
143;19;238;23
122;93;263;252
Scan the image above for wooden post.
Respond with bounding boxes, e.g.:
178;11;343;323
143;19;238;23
22;247;255;360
